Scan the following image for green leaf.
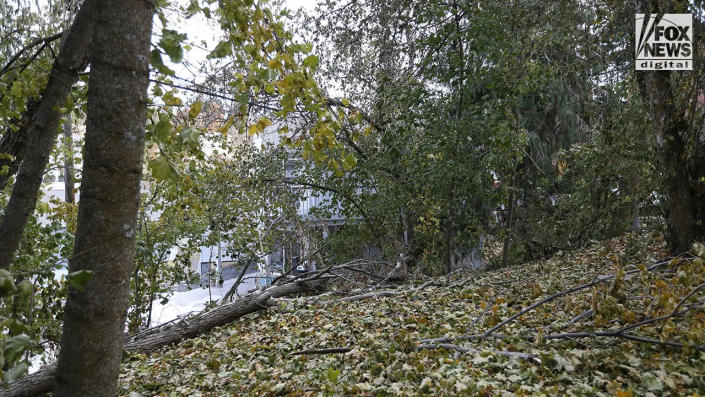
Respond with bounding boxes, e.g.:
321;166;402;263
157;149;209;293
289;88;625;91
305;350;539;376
326;368;340;383
15;280;32;307
344;153;357;169
150;50;175;76
179;126;199;145
158;29;187;63
2;334;30;364
149;157;179;181
0;269;16;298
162;91;183;107
5;319;30;336
152;120;172;143
248;117;272;136
643;373;663;391
207;41;232;59
2;361;28;384
66;270;94;291
302;55;319;70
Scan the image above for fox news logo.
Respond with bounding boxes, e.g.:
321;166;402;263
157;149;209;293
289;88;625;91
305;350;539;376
636;14;692;70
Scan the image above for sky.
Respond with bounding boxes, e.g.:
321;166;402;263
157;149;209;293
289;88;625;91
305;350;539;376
287;0;318;11
167;0;320;83
28;0;319;79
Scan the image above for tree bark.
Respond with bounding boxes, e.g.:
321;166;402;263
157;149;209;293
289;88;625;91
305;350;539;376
52;0;154;395
0;4;93;270
637;70;704;254
62;114;75;203
501;183;516;267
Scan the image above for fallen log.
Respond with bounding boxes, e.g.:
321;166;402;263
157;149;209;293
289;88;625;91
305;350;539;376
125;279;326;352
1;279;327;397
0;368;56;397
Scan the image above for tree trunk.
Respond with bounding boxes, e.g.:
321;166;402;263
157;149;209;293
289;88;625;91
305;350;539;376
501;187;515;267
52;0;154;395
635;0;705;255
0;99;39;191
638;71;704;254
4;279;326;397
62;114;75;203
0;5;93;270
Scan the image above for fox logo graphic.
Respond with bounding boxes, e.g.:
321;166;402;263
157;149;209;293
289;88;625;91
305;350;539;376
636;14;692;70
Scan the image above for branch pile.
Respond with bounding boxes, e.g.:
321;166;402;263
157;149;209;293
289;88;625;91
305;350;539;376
2;278;327;397
114;234;705;395
7;234;705;396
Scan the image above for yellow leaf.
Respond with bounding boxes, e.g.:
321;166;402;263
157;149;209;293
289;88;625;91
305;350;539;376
248;117;272;136
218;115;235;134
188;101;203;119
616;389;633;397
267;59;282;70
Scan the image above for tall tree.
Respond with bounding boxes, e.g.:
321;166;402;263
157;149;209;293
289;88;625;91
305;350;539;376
0;4;92;269
52;0;154;394
636;0;705;254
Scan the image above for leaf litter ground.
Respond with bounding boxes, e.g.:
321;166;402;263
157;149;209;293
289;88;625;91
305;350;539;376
119;233;705;396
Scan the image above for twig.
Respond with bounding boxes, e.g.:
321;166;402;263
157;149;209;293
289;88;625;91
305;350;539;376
317;276;440;305
0;32;63;77
220;261;253;303
467;290;504;334
272;242;331;286
541;331;705;352
421;327;705;353
482;258;673;337
669;282;705;319
482;276;612;337
417;343;540;363
291;347;351;355
564;309;593;329
415;279;442;291
318;290;400;304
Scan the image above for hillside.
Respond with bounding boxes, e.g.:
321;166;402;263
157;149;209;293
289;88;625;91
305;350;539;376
118;233;705;396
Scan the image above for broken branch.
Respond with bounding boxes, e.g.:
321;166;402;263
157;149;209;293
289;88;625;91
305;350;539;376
291;347;352;355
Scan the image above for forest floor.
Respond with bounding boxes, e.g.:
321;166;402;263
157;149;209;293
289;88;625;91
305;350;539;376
118;232;705;396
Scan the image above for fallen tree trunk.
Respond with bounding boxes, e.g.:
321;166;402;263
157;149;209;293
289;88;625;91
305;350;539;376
0;368;56;397
1;279;327;397
125;279;326;352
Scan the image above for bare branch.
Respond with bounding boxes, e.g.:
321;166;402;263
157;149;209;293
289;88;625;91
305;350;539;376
291;347;351;355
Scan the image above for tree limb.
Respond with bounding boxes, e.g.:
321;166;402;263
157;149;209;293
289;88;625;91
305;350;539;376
0;5;94;270
0;32;63;78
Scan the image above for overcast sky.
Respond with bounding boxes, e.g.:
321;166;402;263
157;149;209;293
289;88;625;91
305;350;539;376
169;0;320;82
